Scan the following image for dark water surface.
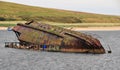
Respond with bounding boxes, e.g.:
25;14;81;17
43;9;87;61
0;30;120;70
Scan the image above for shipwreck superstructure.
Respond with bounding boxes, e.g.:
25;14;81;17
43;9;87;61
5;21;105;54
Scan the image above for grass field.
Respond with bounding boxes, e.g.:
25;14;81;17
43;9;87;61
46;22;120;27
0;1;120;23
0;21;120;27
0;24;16;27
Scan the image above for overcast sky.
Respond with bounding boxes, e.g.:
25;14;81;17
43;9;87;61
1;0;120;15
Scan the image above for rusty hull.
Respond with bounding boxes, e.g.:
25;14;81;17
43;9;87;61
10;21;105;54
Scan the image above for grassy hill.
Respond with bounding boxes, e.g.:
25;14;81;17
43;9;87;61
0;1;120;23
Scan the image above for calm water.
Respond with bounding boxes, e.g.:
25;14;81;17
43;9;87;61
0;30;120;70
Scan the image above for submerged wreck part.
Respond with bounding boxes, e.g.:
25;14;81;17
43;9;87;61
7;21;105;54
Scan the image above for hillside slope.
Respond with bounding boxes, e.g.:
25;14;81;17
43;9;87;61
0;1;120;23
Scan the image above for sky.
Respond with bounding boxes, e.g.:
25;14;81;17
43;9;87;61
1;0;120;16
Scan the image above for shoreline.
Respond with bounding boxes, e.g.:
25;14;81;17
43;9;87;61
71;27;120;31
0;26;120;31
0;27;8;30
66;27;120;31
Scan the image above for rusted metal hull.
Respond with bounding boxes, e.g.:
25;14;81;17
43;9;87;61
6;21;105;54
5;42;105;54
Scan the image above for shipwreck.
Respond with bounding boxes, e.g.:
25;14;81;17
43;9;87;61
5;21;105;54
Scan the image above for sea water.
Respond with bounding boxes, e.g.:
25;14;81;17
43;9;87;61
0;30;120;70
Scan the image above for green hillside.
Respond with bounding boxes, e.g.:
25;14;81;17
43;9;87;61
0;1;120;23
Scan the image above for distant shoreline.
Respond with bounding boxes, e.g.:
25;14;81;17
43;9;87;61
70;27;120;31
66;27;120;31
0;26;120;31
0;27;8;30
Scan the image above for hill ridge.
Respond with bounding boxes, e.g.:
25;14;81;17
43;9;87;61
0;1;120;23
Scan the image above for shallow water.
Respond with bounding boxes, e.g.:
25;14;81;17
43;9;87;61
0;30;120;70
